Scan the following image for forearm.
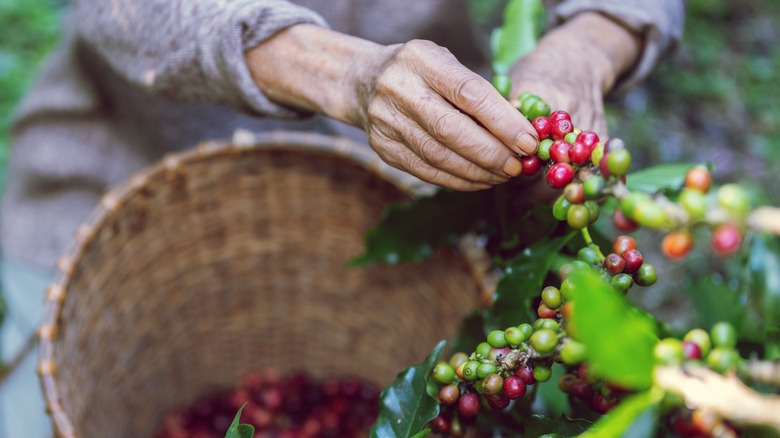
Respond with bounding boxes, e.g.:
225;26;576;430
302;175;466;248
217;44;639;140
245;24;381;126
529;12;642;93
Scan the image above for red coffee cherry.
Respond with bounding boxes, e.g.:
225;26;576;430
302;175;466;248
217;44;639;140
576;131;600;148
484;394;510;410
612;235;637;255
546;163;575;189
569;141;592;166
520;155;543;176
548;110;572;124
502;375;527;400
604;253;626;275
684;166;712;193
457;393;481;417
430;413;451;433
549;140;572;164
711;223;743;257
532;116;553;140
622;249;644;274
613;210;639;233
552;119;574;140
682;341;703;360
538;303;558;319
438;384;460;405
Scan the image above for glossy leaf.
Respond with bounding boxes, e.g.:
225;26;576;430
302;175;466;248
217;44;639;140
225;403;254;438
568;272;657;389
410;430;432;438
370;341;445;438
578;389;662;438
747;234;780;358
624;163;695;193
485;233;575;331
351;190;491;266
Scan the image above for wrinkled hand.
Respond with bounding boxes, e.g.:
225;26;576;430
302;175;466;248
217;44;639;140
354;40;539;191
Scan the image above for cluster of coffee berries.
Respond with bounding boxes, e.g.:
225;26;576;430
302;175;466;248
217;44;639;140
156;368;378;438
514;93;751;261
654;322;741;374
654;322;743;437
572;234;658;296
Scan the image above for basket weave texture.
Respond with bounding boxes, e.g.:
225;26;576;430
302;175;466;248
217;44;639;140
38;131;488;438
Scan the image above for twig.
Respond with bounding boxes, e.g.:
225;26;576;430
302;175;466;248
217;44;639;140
654;365;780;432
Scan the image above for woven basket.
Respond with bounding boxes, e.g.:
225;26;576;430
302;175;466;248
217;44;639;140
37;131;491;438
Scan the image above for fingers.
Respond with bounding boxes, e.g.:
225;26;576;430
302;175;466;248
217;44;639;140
422;60;539;156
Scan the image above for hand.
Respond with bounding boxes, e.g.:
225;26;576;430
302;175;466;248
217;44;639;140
353;40;539;191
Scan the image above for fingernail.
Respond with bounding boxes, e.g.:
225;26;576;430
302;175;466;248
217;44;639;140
503;157;523;177
516;132;539;155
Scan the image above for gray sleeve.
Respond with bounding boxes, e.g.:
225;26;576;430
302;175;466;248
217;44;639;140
71;0;329;117
550;0;685;93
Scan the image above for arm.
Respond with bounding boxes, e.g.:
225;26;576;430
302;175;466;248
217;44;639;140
246;24;541;191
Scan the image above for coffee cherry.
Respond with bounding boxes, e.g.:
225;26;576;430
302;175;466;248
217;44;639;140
683;329;712;358
462;361;480;382
571;379;594;401
711;223;742;257
582;176;605;200
450;417;465;437
619;192;650;219
567;204;590;229
517;323;534;341
684;165;712;193
526;100;551;120
488;347;510;361
682;341;702;360
575;131;599;147
654;338;684;365
707;348;739;374
535;318;560;332
584;201;600;224
558;373;578;393
561;301;574;321
577;246;602;266
551;118;573;140
604;253;626;275
449;352;470;370
515;366;536;385
487;330;508;349
598;155;612;178
503;375;527;399
430;413;451;433
552;195;572;221
548;110;571;124
530;329;558;354
612;235;637;255
541;286;563;309
538;303;558;319
533;366;553;383
476;342;492;358
633;200;669;228
611;273;634;293
537;139;554;161
621;249;644;274
547;163;575;189
563;183;585;204
549;140;572;163
591;394;617;414
590;142;605;167
484;394;510;410
532;116;553;140
520;95;542;116
606;149;631;176
633;263;657;286
477;363;498;379
710;322;737;349
613;210;639;232
560;340;588;366
717;184;750;216
502;327;523;347
661;230;694;260
680;188;707;221
520;155;543;176
439;384;460;405
455;361;467;379
458;393;481;417
564;132;579;144
432;363;456;384
560;278;575;299
481;373;504;395
569;142;591;166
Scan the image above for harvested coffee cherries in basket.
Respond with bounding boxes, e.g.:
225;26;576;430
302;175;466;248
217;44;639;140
156;368;379;438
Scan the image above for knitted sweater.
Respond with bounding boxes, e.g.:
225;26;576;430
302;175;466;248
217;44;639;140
1;0;684;269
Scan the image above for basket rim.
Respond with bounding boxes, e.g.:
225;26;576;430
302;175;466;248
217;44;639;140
37;130;438;438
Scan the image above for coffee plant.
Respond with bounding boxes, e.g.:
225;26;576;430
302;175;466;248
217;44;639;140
352;1;780;437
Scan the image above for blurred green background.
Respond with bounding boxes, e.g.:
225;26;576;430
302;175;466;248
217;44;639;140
0;0;778;334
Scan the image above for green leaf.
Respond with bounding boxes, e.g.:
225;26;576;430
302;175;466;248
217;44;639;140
225;403;255;438
351;190;491;266
491;0;545;75
485;233;575;331
523;414;593;437
578;389;663;438
370;340;446;438
684;275;746;332
410;430;433;438
625;163;696;193
747;234;780;358
568;272;658;389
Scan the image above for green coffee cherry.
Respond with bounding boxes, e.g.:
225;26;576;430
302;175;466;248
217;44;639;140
564;132;579;144
476;342;492;358
477;362;498;379
607;149;632;176
492;74;511;98
634;264;658;286
560;340;588;366
541;286;563;309
584;200;600;224
654;338;684;365
462;361;480;381
578;247;602;266
683;328;712;358
517;323;534;341
530;329;559;354
487;330;508;349
432;363;456;384
504;326;527;347
710;322;737;349
538;139;554;161
633;200;669;228
583;176;606;199
717;184;750;216
553;195;573;221
680;188;707;221
533;365;553;382
707;348;739;373
567;204;590;229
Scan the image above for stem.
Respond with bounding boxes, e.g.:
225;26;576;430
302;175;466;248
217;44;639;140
581;227;605;260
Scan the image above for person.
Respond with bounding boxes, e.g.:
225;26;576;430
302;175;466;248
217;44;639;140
0;0;684;436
